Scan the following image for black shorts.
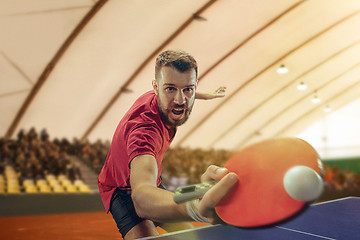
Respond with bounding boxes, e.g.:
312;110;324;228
109;184;166;237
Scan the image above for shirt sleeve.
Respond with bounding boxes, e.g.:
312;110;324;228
127;124;163;163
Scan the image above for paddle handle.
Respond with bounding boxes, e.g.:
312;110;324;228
173;181;216;204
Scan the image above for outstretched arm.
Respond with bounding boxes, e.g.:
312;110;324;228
130;154;189;223
195;86;226;100
130;154;237;224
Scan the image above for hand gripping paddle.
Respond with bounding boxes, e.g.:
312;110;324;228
173;137;324;227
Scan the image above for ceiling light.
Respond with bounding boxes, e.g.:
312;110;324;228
193;14;207;21
297;82;307;91
311;94;321;104
324;105;332;112
277;64;289;74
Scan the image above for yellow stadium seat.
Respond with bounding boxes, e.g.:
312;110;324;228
23;179;35;187
39;184;52;193
7;181;20;190
6;174;17;180
57;174;67;183
52;185;65;193
36;179;47;187
62;179;72;187
65;184;78;193
74;179;84;187
25;185;38;194
46;174;56;182
7;185;20;194
49;179;59;187
79;184;91;193
5;167;17;178
7;178;19;183
0;182;5;194
4;166;15;173
7;180;20;186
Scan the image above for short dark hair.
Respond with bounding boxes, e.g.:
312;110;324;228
155;50;198;81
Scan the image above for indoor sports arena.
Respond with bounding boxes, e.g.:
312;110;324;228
1;1;360;240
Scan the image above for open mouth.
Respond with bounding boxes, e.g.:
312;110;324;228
172;108;185;115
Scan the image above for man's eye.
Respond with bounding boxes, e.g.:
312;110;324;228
184;88;193;92
166;87;176;92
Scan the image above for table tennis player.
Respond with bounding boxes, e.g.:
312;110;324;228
98;49;238;240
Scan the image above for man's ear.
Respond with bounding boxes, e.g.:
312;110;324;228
152;79;159;95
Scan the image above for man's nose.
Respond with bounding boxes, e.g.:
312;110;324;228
174;90;186;105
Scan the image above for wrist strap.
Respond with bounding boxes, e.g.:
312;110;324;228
186;199;209;223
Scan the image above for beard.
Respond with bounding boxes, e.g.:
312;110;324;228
158;101;194;127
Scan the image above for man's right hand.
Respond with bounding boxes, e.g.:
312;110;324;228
198;165;238;224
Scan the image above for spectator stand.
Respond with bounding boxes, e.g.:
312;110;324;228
2;128;360;205
0;128;93;195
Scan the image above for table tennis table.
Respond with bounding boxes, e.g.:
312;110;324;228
139;197;359;240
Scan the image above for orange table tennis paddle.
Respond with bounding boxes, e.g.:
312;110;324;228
173;137;324;227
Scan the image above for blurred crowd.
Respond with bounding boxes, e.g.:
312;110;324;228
161;147;234;191
324;165;360;191
161;148;360;192
70;138;110;175
70;134;360;193
1;128;360;194
0;128;82;186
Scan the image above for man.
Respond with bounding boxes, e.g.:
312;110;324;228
98;50;238;239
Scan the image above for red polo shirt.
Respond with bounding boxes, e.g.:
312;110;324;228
98;90;175;212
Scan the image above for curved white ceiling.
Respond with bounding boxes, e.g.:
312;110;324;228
1;0;360;158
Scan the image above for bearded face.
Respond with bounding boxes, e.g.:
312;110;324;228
153;66;197;127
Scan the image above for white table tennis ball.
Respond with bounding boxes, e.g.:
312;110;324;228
283;165;324;202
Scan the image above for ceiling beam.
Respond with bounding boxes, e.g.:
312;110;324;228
4;0;108;138
0;50;33;85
